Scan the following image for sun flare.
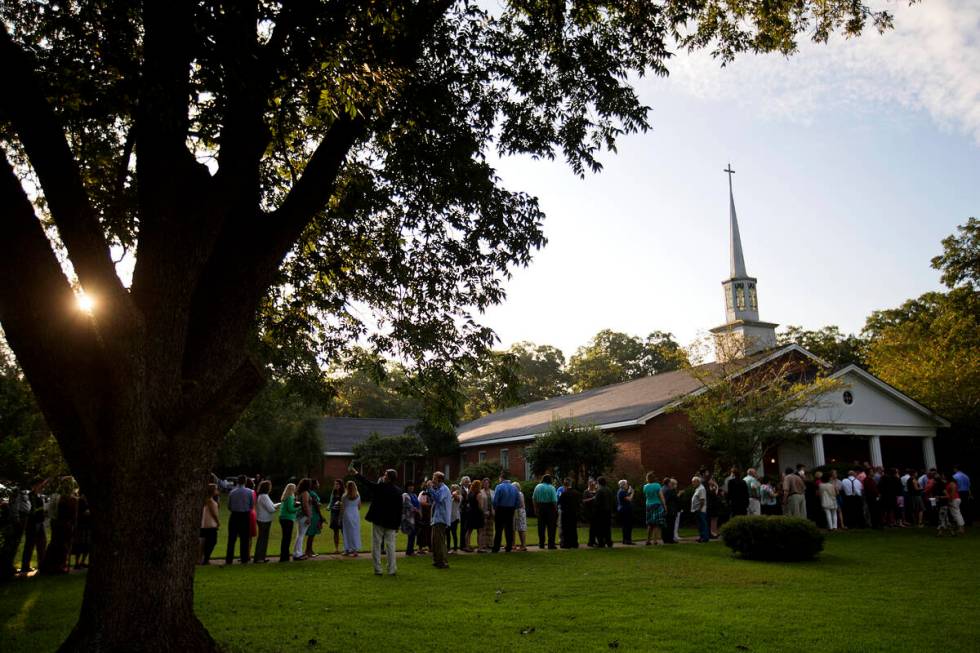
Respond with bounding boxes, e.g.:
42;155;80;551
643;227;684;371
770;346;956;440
76;291;95;314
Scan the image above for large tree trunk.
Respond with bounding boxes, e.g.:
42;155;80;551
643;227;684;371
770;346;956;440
57;424;221;653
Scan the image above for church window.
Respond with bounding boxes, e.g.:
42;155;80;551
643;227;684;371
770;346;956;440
749;284;758;310
725;286;734;312
736;285;746;310
843;391;854;405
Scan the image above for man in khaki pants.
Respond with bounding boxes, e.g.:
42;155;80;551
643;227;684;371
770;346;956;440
782;468;806;518
430;472;452;569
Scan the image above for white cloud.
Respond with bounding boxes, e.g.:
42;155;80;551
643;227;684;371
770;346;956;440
662;0;980;143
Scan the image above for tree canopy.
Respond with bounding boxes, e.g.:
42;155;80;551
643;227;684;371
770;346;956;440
0;0;899;649
524;420;619;484
567;329;689;392
777;325;868;368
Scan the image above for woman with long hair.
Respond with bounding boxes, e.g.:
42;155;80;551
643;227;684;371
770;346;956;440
341;480;362;556
278;482;298;562
462;479;483;552
200;483;220;565
479;477;494;552
328;479;344;554
254;480;279;563
294;478;311;560
449;484;461;552
512;480;528;551
417;480;433;554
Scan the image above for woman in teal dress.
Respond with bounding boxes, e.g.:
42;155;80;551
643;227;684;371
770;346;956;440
642;471;665;545
304;479;324;558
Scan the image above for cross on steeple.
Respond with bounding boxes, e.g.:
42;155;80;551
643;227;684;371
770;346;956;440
724;163;735;191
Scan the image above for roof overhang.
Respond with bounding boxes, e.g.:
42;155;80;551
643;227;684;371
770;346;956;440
826;365;951;428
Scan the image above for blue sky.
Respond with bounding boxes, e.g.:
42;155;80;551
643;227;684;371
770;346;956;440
479;0;980;358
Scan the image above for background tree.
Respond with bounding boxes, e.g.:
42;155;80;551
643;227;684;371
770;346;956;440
524;420;619;485
351;432;426;475
0;1;898;649
567;329;689;392
681;348;843;470
864;219;980;464
777;325;869;368
326;348;422;418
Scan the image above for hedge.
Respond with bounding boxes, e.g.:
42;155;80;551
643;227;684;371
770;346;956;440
720;516;824;562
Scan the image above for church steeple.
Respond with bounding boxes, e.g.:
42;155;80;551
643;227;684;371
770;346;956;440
710;164;778;361
727;164;748;279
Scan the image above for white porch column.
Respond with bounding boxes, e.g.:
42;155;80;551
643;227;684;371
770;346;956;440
811;434;826;467
869;435;883;468
922;437;937;470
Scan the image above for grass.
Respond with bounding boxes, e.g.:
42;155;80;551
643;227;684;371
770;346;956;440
2;527;979;652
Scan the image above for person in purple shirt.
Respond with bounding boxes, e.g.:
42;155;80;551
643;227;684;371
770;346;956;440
225;475;254;564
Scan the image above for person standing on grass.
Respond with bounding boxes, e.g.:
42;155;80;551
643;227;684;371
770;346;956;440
19;478;47;574
907;474;925;528
841;470;864;528
463;479;484;552
642;472;665;546
278;483;297;562
305;479;324;558
480;477;495;552
617;480;635;545
200;483;220;565
402;481;420;555
341;480;362;556
691;476;710;543
512;481;528;551
558;478;582;548
668;479;683;542
660;477;677;544
356;468;403;576
245;478;258;560
253;480;279;563
819;475;839;530
328;479;344;554
592;477;614;547
293;478;311;560
781;468;806;519
743;469;762;516
458;476;471;549
491;472;520;553
532;475;558;549
449;484;461;552
226;475;254;564
726;466;749;518
945;474;965;535
430;471;452;569
582;478;598;547
952;465;971;526
72;492;92;570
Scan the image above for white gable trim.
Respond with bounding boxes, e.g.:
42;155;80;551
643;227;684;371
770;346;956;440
827;365;950;427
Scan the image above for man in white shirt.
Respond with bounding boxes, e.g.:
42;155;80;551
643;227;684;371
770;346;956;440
691;477;710;543
841;471;865;529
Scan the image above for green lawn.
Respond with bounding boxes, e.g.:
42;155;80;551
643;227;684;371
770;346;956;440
3;528;979;652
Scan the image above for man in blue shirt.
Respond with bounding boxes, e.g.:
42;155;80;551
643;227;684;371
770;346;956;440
952;466;972;526
430;472;452;569
225;475;254;564
491;472;520;553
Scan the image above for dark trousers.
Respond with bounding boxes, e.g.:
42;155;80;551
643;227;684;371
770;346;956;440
449;520;459;550
406;527;417;554
493;507;516;552
696;511;710;541
21;520;46;572
200;527;218;564
593;512;612;547
560;512;579;548
536;503;557;548
432;523;448;567
254;521;272;561
225;511;251;564
279;518;294;561
844;496;864;528
619;509;633;543
660;512;675;543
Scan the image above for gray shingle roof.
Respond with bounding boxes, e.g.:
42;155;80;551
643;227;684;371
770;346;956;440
457;347;791;446
318;417;416;454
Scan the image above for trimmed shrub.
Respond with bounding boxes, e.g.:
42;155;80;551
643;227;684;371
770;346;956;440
720;516;824;561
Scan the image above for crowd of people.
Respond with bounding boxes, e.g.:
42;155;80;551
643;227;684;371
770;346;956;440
3;459;971;580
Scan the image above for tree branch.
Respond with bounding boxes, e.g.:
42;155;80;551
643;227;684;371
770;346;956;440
0;151;104;469
0;25;135;328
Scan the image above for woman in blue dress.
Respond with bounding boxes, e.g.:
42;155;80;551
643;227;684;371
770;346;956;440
341;480;362;556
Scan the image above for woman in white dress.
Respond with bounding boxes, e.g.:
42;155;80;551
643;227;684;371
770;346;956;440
341;480;362;556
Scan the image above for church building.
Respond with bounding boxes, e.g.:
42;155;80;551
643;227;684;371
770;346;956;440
452;168;949;482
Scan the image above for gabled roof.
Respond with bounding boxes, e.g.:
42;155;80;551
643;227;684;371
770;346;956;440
826;365;951;427
318;417;416;456
457;344;815;447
